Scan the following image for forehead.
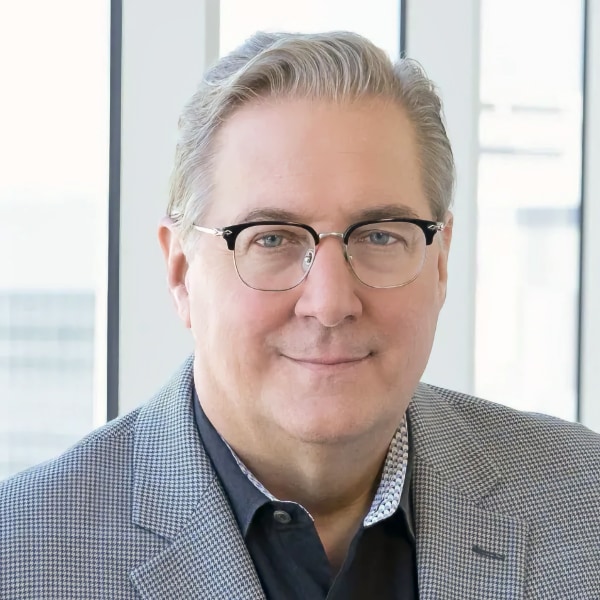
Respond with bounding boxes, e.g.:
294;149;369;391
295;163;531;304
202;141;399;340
209;97;429;224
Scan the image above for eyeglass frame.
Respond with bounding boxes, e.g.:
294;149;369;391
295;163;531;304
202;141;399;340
186;217;446;290
192;217;444;249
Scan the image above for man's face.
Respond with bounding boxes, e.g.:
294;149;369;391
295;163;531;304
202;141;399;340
163;97;452;447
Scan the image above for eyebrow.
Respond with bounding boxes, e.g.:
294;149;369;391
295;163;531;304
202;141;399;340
235;203;422;225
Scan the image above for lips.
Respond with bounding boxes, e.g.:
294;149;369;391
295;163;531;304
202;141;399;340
283;353;372;366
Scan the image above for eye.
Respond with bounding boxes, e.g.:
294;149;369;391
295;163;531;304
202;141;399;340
354;229;403;246
256;233;284;248
250;228;307;249
366;230;396;245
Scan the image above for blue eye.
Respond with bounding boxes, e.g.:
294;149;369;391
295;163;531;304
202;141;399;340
259;234;283;248
368;231;393;245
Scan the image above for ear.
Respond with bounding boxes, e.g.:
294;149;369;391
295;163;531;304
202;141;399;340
436;211;453;305
158;216;192;328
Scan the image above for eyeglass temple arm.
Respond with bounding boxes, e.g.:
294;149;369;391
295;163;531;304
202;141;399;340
192;225;224;236
168;212;224;237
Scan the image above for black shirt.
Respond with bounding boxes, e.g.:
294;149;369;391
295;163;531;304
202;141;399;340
193;391;419;599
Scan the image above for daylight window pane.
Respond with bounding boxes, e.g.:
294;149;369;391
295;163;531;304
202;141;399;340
0;0;109;478
220;0;400;60
475;0;584;420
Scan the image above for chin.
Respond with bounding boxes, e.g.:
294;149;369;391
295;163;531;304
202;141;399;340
274;403;383;446
285;425;368;446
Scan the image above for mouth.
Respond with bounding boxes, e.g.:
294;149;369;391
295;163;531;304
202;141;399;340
282;353;373;370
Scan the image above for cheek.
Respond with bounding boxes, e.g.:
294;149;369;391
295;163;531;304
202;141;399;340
377;280;442;368
190;275;291;363
401;249;446;320
383;301;434;349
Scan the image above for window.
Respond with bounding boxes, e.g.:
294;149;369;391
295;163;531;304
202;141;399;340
0;0;110;478
220;0;400;59
475;0;584;420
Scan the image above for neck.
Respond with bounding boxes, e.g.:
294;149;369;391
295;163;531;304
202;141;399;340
196;382;400;514
200;394;400;569
232;436;388;514
228;425;393;571
194;362;404;567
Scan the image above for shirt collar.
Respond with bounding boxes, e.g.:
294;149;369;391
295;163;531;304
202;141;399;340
193;389;414;539
193;390;268;535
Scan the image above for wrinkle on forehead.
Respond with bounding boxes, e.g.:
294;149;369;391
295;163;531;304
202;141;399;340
233;203;423;226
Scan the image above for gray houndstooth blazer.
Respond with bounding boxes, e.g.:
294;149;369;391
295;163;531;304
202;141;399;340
1;355;599;599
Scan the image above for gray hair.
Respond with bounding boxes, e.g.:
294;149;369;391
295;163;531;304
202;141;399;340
168;31;454;248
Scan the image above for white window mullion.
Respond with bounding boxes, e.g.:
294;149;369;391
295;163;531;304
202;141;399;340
118;0;220;414
406;0;481;394
580;0;600;432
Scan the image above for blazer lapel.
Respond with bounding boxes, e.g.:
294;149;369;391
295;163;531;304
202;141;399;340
131;476;265;600
128;356;265;600
408;384;528;599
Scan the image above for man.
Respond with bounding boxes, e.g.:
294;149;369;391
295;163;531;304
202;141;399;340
1;31;599;600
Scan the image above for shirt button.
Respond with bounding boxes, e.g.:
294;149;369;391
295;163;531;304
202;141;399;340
273;509;292;524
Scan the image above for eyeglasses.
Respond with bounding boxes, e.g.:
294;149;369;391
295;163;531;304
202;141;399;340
191;218;445;291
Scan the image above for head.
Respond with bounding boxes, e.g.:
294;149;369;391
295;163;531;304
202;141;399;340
159;31;455;451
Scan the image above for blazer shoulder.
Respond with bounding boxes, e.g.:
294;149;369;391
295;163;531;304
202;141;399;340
0;355;196;515
418;382;600;476
0;406;142;508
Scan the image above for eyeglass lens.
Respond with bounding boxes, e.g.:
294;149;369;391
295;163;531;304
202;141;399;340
232;222;428;291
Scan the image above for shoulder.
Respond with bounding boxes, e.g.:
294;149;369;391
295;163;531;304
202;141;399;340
0;356;200;598
0;407;141;513
0;408;146;598
417;383;600;481
0;355;196;507
429;384;599;448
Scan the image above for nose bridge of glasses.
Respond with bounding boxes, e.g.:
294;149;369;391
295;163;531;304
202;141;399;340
317;231;346;244
313;231;349;262
306;231;351;274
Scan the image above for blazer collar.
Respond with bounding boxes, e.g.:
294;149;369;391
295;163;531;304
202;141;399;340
408;383;501;501
131;355;207;540
130;355;265;599
408;383;529;599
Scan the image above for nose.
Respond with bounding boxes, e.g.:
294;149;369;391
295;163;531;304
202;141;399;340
294;236;363;327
